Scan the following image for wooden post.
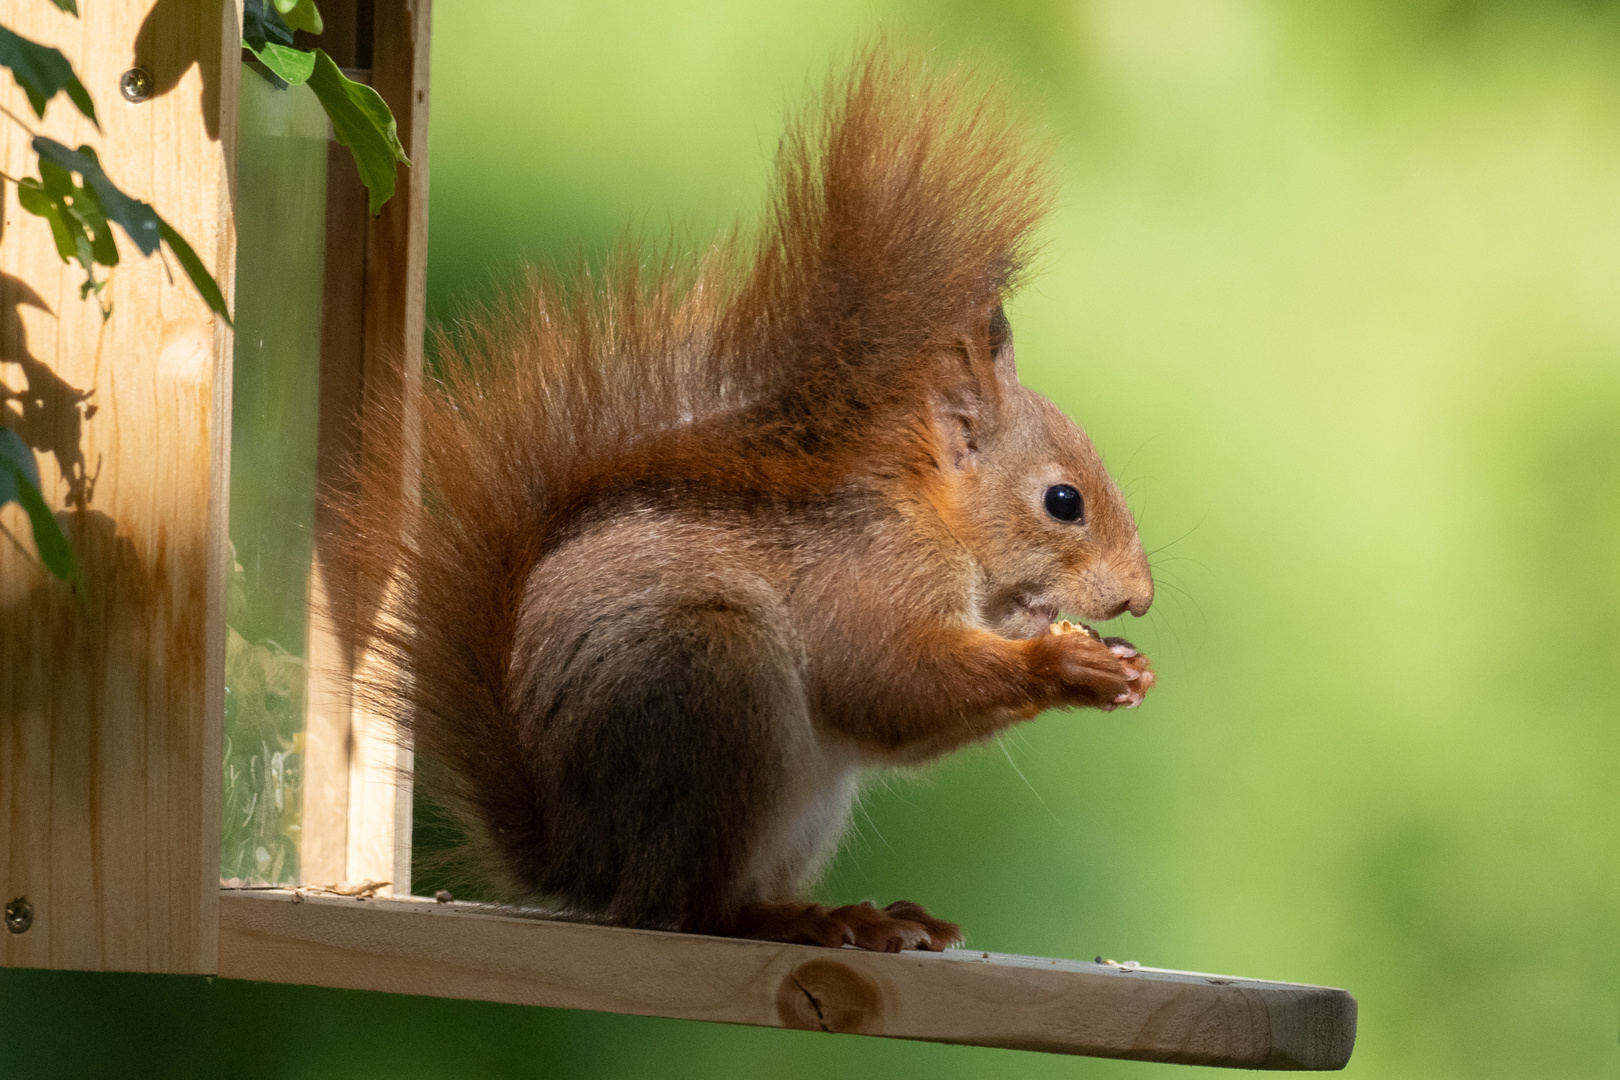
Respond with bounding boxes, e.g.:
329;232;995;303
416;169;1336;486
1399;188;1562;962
301;0;429;896
0;0;238;973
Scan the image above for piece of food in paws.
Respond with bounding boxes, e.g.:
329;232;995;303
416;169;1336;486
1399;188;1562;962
1048;618;1101;641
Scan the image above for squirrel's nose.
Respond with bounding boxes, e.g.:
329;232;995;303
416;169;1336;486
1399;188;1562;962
1115;552;1154;617
1102;590;1151;619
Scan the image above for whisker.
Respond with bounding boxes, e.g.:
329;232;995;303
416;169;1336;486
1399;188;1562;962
996;734;1063;827
1145;509;1210;559
854;791;896;854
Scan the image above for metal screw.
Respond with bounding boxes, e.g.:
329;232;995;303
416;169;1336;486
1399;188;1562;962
4;897;32;934
120;67;154;103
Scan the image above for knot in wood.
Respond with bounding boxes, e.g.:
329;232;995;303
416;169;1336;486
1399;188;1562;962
775;958;883;1034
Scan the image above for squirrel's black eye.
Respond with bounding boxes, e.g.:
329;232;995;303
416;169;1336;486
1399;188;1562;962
1044;484;1084;523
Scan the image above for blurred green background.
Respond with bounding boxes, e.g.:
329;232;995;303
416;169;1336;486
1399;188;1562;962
6;0;1620;1076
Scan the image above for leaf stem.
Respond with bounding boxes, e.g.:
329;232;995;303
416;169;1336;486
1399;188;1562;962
155;243;175;286
0;102;40;137
0;519;43;570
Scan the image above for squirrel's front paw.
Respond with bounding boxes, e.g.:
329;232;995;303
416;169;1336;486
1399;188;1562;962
1044;621;1155;710
1099;637;1154;710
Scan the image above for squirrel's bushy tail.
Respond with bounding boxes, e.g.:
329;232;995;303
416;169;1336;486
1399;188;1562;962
324;45;1050;900
326;255;735;896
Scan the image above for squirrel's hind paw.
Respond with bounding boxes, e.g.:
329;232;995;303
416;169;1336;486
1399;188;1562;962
731;899;962;952
876;900;964;951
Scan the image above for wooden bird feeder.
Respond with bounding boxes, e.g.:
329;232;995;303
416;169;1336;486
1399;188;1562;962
0;1;1356;1069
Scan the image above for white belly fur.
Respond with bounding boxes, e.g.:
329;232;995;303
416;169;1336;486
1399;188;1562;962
742;726;866;901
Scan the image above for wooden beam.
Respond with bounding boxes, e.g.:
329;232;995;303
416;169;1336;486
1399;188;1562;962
301;0;428;896
300;133;372;889
219;890;1357;1069
0;0;237;973
341;0;429;898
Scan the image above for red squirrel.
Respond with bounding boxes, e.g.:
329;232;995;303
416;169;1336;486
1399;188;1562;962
331;49;1155;953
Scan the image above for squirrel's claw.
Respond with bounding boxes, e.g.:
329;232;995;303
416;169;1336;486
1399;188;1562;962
731;899;962;952
1104;637;1139;659
1105;636;1155;698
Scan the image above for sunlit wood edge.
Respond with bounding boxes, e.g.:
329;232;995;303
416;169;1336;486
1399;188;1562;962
217;889;1355;1069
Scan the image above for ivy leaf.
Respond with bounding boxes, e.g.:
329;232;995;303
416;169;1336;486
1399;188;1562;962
34;139;159;255
12;462;78;583
0;424;41;505
48;0;79;13
0;427;79;585
240;4;408;215
158;220;231;324
39;159;119;267
307;50;408;215
242;0;314;89
17;175;86;265
71;171;119;268
0;25;96;126
275;0;324;35
17;156;120;308
242;0;296;53
250;41;315;86
25;139;232;325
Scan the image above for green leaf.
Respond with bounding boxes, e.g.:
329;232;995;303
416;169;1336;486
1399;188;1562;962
22;140;232;324
17;175;80;263
34;139;160;255
0;24;96;126
242;0;296;53
242;0;317;90
18;161;116;307
13;464;78;582
275;0;324;35
36;158;119;267
158;220;232;325
71;175;120;268
48;0;79;14
0;424;41;504
241;24;412;217
306;50;409;215
0;427;79;585
249;41;315;86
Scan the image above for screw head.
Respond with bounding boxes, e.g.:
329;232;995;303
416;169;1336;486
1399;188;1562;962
120;67;154;103
4;897;32;934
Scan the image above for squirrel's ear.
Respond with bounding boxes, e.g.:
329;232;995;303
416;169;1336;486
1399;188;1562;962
949;300;1018;428
987;303;1018;386
933;402;981;472
936;302;1015;470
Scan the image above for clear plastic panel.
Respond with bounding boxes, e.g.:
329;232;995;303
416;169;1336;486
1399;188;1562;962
222;68;329;885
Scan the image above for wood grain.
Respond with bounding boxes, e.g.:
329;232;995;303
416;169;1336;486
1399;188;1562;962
0;1;236;972
300;136;371;889
300;0;429;895
219;889;1357;1069
343;0;428;897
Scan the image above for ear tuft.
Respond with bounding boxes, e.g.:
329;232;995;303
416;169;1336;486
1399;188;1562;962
722;44;1053;452
988;302;1018;385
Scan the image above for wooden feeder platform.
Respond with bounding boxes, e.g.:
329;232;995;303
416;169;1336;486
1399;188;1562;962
220;889;1357;1070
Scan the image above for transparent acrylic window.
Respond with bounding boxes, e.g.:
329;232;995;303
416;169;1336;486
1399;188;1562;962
222;68;329;885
